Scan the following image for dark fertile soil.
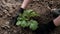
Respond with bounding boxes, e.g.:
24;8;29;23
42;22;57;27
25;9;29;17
0;0;60;34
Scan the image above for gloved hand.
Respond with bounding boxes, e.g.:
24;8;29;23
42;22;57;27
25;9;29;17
11;8;24;25
52;9;60;18
34;20;56;34
18;8;24;14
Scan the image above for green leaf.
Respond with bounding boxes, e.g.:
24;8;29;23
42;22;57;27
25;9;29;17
16;21;22;26
29;22;38;30
23;10;34;17
21;20;28;28
30;20;38;25
27;21;31;26
29;20;38;30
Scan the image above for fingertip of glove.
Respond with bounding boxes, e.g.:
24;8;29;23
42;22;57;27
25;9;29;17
19;8;24;13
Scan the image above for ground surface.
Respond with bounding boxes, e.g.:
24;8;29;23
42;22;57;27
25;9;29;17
0;0;60;34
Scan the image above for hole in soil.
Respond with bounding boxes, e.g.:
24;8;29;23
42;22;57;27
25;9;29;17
6;9;9;11
12;7;15;9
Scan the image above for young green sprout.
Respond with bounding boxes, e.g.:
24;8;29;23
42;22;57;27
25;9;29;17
16;9;39;30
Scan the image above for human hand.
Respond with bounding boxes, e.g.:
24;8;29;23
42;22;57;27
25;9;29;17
52;9;60;18
11;8;24;25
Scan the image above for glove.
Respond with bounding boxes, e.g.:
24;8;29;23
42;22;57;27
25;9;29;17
11;8;24;25
34;20;56;34
52;9;60;18
18;8;24;14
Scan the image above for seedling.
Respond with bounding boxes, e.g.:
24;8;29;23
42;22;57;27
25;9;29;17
16;9;40;30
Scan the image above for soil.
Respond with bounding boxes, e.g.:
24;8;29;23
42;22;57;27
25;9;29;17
0;0;60;34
